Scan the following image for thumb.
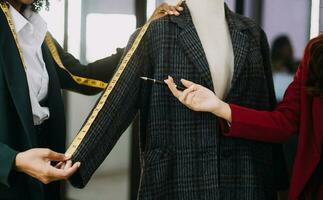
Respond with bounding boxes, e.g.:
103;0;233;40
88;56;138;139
181;79;194;88
177;0;184;7
45;150;68;162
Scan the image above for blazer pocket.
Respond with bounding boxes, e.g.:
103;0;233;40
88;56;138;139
141;149;175;194
143;149;173;168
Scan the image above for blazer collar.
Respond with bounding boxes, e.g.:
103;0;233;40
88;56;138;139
170;2;250;94
224;4;249;98
170;3;249;32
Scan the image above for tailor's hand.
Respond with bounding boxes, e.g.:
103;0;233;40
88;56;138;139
148;1;184;22
15;148;80;184
165;76;232;122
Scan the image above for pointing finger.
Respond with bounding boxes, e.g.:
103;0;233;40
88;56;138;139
165;76;182;98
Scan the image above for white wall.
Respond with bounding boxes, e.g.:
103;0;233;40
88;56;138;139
320;0;323;34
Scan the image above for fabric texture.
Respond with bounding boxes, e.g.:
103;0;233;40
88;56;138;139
70;3;287;200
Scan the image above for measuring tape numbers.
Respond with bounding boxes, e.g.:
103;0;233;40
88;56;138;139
0;1;152;158
45;34;108;89
1;2;107;90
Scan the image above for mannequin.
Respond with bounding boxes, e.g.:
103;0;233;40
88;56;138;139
67;0;287;198
183;0;234;99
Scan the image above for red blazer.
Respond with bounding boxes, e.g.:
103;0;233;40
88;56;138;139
226;48;323;200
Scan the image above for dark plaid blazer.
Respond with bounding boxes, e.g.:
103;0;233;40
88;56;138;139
70;3;287;200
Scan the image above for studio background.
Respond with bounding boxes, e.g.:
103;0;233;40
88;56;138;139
40;0;320;199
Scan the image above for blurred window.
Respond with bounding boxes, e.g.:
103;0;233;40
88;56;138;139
263;0;311;60
39;0;65;45
86;14;136;62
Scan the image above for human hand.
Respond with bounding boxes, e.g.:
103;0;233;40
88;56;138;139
148;1;184;22
164;76;232;122
165;76;221;112
15;148;80;184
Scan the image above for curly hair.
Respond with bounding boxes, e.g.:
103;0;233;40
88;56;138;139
306;34;323;96
30;0;49;11
1;0;49;12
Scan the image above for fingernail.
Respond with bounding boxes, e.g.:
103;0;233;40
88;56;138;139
65;155;71;160
77;162;81;167
178;7;183;11
169;11;174;15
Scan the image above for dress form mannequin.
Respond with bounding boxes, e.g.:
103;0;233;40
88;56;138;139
181;0;234;99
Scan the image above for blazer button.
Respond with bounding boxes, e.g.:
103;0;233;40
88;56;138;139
161;151;169;159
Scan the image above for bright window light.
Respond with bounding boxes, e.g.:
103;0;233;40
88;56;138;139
86;14;136;63
67;0;82;58
310;0;320;38
147;0;156;19
39;0;65;46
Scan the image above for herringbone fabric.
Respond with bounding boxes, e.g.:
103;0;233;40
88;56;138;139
70;4;281;200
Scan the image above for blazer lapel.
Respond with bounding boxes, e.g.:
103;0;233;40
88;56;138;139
172;3;250;92
225;5;249;98
172;3;214;90
0;9;36;146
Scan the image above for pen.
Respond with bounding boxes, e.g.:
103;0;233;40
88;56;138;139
140;77;186;91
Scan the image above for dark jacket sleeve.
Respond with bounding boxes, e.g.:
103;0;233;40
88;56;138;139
68;29;149;188
0;143;18;188
50;36;124;95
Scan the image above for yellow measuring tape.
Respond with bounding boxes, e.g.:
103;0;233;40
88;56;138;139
0;2;27;70
45;34;108;89
0;2;107;89
0;1;151;157
65;22;151;157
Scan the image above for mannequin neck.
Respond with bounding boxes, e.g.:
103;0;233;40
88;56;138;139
185;0;225;20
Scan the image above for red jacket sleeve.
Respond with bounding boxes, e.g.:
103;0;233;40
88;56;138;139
225;52;308;143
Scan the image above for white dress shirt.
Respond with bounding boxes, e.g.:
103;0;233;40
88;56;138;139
9;5;50;125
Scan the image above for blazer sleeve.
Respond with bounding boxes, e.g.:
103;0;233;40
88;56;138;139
49;35;124;95
68;29;149;188
0;143;18;188
225;46;306;143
